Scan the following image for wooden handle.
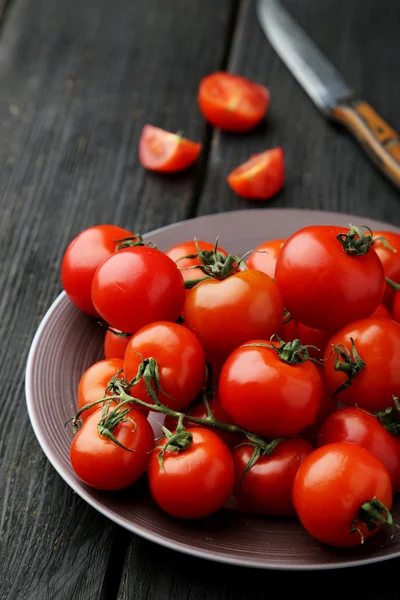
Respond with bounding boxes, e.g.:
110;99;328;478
332;99;400;189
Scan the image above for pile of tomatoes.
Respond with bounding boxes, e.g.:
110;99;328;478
139;71;284;201
61;221;400;548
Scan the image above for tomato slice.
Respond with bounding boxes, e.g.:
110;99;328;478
139;125;201;172
227;148;284;200
198;72;269;132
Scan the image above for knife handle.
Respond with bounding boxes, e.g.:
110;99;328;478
332;99;400;189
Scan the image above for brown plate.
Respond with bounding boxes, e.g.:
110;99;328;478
25;208;400;570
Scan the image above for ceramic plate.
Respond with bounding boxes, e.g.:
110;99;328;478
26;208;400;570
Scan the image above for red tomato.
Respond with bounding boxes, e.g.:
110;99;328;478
183;270;284;356
299;368;337;442
297;322;334;360
206;351;229;387
371;231;400;308
317;407;400;492
232;438;313;516
70;407;154;490
163;391;242;449
246;238;286;277
91;246;185;333
77;358;125;421
219;341;322;438
148;427;234;519
139;125;201;172
293;442;393;547
394;292;400;323
370;303;391;319
61;224;134;317
165;240;228;285
198;72;269;132
277;313;298;341
104;329;132;360
227;148;284;200
124;322;206;411
275;225;385;331
323;318;400;411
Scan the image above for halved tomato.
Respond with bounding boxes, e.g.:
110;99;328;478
198;72;269;132
139;125;201;172
227;148;284;200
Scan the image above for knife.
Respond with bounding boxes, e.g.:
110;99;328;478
257;0;400;190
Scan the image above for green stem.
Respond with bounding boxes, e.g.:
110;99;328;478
336;224;373;256
386;277;400;292
332;338;365;396
244;335;320;365
351;498;398;543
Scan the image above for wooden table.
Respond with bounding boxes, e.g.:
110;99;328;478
2;0;400;597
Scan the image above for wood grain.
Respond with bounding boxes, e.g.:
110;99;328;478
332;100;400;189
0;0;232;598
197;0;400;224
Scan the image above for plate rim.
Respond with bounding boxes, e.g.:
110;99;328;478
25;208;400;570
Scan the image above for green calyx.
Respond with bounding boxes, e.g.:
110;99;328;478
351;498;398;543
244;335;319;365
332;337;365;396
336;224;373;256
114;234;146;250
156;419;194;471
96;401;137;452
364;396;400;436
238;435;283;484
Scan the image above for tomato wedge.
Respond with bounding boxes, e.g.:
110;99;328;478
227;148;284;200
198;72;269;132
139;125;201;172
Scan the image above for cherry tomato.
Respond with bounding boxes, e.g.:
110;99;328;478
232;438;313;516
394;292;400;323
198;72;269;132
77;358;125;421
371;231;400;308
246;238;286;277
183;270;284;356
104;329;132;360
323;318;400;412
317;407;400;492
61;224;134;317
299;367;337;442
219;341;322;438
227;148;284;200
165;240;228;286
275;225;385;331
370;303;391;319
92;246;185;333
163;391;242;449
297;322;334;360
139;125;201;172
70;407;154;490
293;442;393;547
124;322;206;411
148;427;234;519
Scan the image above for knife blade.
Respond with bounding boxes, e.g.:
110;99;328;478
257;0;400;190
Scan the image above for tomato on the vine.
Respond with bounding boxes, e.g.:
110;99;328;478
61;224;135;317
198;72;269;132
104;329;132;360
293;442;393;547
317;407;400;492
232;438;313;516
70;407;154;491
77;358;126;421
139;125;201;172
163;391;242;449
371;230;400;309
246;238;286;277
124;321;206;411
219;339;322;438
148;427;234;519
323;317;400;411
183;270;284;356
91;246;185;333
275;225;385;331
165;240;228;287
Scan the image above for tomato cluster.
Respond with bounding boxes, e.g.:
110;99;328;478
63;221;400;549
139;72;284;201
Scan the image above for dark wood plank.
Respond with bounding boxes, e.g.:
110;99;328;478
0;0;233;598
197;0;400;225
